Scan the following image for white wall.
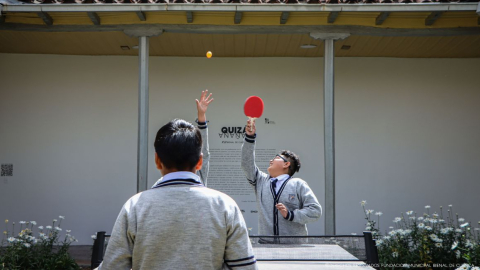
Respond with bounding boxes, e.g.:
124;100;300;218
1;53;479;244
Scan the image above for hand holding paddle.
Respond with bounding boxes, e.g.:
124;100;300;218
244;96;264;133
246;119;256;136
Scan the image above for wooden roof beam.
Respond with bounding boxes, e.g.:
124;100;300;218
328;12;339;24
425;11;443;26
375;12;390;25
37;12;53;26
136;11;146;22
186;11;193;23
234;11;242;24
87;12;100;25
280;11;289;24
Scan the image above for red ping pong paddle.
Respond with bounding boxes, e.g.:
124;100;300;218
244;96;264;132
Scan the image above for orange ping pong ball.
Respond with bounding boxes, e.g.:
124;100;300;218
206;51;213;58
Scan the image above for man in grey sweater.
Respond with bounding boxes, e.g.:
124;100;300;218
98;110;257;269
242;119;322;239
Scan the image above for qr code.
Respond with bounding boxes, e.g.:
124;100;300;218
1;164;13;177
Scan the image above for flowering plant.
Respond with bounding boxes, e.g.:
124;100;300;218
1;216;80;270
361;201;480;269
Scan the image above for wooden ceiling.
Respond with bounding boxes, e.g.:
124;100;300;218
1;31;480;57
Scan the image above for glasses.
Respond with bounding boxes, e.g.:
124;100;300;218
274;154;288;162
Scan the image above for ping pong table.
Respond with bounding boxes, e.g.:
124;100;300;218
250;235;377;270
91;232;379;269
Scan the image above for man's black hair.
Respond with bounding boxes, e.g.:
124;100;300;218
280;150;301;177
154;119;202;171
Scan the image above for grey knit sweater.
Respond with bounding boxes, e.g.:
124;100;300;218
241;135;322;237
98;177;257;270
197;121;210;186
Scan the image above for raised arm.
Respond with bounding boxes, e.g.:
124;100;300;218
196;90;213;186
241;119;268;186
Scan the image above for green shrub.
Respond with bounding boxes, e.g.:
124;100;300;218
1;217;80;270
360;201;479;269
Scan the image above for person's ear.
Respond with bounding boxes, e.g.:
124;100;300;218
283;161;291;169
195;153;203;171
155;153;163;170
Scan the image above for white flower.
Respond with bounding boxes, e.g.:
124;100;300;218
392;252;399;258
66;230;71;233
448;204;453;207
394;217;402;223
432;213;439;218
418;217;424;221
460;222;469;228
30;221;37;226
425;205;431;209
54;227;62;231
20;221;26;224
456;263;469;269
389;226;394;229
418;223;425;229
383;236;391;240
375;240;383;246
389;230;396;236
24;243;31;248
471;267;480;270
53;219;57;222
365;226;371;231
360;200;367;206
466;240;474;249
425;226;432;231
59;216;65;219
91;235;97;240
404;229;412;234
403;264;410;268
455;250;461;259
452;242;458;250
435;243;442;247
458;218;465;222
456;229;462;233
430;219;438;224
38;226;44;230
7;237;16;243
46;226;52;230
409;217;416;220
39;233;45;237
406;211;413;215
429;234;438;241
440;228;448;234
375;212;383;216
439;219;445;223
366;209;374;214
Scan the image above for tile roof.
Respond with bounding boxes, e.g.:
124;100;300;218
11;0;480;4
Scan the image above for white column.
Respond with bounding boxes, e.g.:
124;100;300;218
310;32;350;235
124;28;163;193
137;36;149;193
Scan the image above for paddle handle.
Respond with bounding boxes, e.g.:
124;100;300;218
247;117;257;133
